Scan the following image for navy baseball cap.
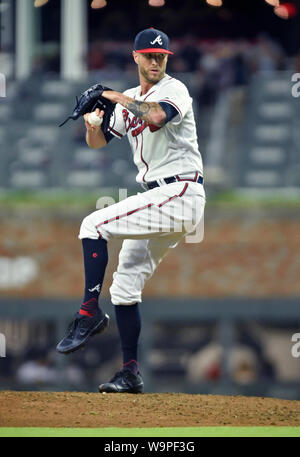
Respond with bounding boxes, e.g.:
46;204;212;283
134;28;174;55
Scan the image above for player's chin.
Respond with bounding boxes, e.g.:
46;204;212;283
147;71;163;83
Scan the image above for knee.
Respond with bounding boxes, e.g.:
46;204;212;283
78;214;95;240
110;277;142;306
113;301;141;306
79;213;108;240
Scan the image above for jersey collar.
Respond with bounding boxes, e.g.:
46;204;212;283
137;74;169;100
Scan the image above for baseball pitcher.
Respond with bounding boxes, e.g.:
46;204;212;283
57;28;206;394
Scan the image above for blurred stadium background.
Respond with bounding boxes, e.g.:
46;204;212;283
0;0;300;398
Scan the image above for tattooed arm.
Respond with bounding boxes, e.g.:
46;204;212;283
102;90;167;127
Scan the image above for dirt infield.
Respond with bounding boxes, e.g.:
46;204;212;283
0;391;300;428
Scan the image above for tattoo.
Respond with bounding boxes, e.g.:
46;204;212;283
123;99;165;125
126;101;150;118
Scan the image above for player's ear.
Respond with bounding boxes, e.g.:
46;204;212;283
132;51;139;64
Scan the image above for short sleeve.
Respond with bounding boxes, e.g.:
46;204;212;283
107;102;126;139
158;80;192;126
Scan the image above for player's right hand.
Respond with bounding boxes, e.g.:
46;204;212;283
84;108;104;132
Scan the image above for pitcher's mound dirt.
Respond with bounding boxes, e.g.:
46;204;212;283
1;391;300;428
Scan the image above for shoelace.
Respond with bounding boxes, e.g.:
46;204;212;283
110;371;124;382
66;314;90;336
66;316;80;337
110;370;137;387
66;311;104;339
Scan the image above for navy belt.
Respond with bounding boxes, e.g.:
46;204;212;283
146;173;203;190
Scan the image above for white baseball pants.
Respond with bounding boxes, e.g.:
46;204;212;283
79;181;206;305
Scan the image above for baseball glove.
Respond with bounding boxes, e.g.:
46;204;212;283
59;83;116;133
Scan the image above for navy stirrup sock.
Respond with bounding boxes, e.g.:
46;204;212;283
114;303;141;374
79;238;108;317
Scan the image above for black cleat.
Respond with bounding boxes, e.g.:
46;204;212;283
56;308;109;354
98;369;144;394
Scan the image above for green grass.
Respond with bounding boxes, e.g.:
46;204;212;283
0;189;124;209
1;427;300;437
209;189;300;207
0;188;300;209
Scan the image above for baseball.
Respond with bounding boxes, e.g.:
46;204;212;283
88;111;103;126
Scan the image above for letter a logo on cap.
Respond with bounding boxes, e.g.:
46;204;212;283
134;29;174;54
150;35;163;45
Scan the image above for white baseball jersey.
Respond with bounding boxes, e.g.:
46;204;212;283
108;74;204;183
